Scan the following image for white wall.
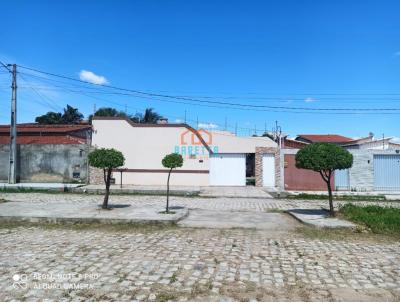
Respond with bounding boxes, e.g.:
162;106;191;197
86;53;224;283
92;118;277;186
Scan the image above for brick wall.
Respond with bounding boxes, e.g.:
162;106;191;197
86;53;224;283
255;147;279;187
281;148;400;192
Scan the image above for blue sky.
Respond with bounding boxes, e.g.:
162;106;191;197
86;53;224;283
0;0;399;138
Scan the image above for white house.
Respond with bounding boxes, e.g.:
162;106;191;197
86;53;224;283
91;117;278;186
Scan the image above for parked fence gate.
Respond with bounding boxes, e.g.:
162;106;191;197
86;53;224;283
335;169;349;190
373;154;400;190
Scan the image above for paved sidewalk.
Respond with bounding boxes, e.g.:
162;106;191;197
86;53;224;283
0;201;188;225
75;185;273;198
74;184;201;196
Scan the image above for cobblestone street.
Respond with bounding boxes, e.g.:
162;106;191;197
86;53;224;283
0;193;399;301
1;192;399;212
1;226;399;301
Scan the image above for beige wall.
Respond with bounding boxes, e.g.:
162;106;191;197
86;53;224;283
211;131;276;153
91;118;277;186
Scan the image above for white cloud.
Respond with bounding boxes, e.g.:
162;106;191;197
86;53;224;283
198;122;219;129
174;119;183;123
391;137;400;143
79;70;108;85
305;97;317;103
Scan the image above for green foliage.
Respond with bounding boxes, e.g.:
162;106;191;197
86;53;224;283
88;148;125;169
35;105;83;124
88;107;127;123
162;153;183;169
340;204;400;236
94;107;127;117
88;107;162;124
62;105;84;124
295;143;353;172
141;108;163;124
35;112;63;124
287;193;386;202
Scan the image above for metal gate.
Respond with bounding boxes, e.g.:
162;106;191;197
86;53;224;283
374;155;400;190
209;153;246;186
335;169;349;190
284;154;334;190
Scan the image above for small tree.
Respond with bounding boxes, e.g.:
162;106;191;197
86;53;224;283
88;148;125;209
295;143;353;216
161;153;183;213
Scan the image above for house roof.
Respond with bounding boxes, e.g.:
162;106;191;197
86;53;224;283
296;134;353;143
0;123;91;134
0;135;86;145
283;138;308;149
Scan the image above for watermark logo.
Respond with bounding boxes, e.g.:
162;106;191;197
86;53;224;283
12;274;28;289
11;272;100;290
180;129;213;145
175;129;218;159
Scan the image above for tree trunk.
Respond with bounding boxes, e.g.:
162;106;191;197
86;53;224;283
320;170;335;216
326;171;334;216
102;168;112;209
166;168;172;212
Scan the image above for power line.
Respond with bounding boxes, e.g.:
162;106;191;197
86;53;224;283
16;65;400;112
18;73;400;116
0;61;12;73
18;73;64;111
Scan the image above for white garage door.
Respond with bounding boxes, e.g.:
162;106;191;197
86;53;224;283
262;153;275;187
209;153;246;186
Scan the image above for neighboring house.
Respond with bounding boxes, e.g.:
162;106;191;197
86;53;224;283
91;117;278;187
295;134;354;144
342;136;399;150
0;124;91;183
280;133;400;191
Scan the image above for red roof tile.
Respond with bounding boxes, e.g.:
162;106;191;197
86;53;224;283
0;135;85;145
296;134;353;143
0;124;91;133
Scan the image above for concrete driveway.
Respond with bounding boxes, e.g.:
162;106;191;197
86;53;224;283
178;209;299;230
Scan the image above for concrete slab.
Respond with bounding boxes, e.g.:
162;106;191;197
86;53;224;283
199;186;272;198
0;201;188;225
286;209;356;229
178;209;299;230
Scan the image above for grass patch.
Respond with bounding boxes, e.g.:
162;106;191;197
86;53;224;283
297;226;398;242
0;220;178;233
287;193;387;202
339;203;400;236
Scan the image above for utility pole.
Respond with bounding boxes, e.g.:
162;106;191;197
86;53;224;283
235;123;238;136
382;133;385;150
184;110;187;124
8;64;17;184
